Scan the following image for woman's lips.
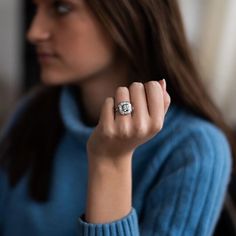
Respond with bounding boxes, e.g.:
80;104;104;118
37;53;58;63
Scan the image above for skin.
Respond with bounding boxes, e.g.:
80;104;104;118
27;0;171;223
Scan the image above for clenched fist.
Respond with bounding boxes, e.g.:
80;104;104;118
87;79;171;166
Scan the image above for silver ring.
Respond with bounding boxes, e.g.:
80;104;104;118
115;101;134;115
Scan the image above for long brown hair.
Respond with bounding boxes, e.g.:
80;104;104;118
0;0;235;204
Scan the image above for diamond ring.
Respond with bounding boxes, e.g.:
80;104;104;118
115;101;134;115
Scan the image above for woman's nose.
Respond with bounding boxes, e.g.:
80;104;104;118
26;11;51;44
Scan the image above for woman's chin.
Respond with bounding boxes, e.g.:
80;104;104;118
40;75;61;85
40;71;73;86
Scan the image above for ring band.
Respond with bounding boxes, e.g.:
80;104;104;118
115;101;134;115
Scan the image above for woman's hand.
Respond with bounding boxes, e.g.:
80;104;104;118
85;79;170;223
86;79;171;167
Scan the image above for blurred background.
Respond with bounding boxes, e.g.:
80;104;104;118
0;0;236;129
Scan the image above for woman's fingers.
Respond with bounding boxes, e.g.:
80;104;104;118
115;80;168;139
114;86;131;117
114;86;132;136
129;82;149;119
89;80;171;159
144;81;165;122
98;97;115;129
159;79;171;114
99;80;170;137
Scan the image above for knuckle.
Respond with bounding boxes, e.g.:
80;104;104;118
166;93;171;104
166;98;171;107
164;93;171;108
145;81;162;90
118;123;131;139
133;122;148;137
146;80;158;86
150;119;163;133
101;125;115;139
117;86;129;94
129;82;143;89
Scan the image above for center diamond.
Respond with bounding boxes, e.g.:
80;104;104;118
122;104;129;112
118;101;132;115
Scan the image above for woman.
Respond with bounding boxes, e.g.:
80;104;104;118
0;0;235;235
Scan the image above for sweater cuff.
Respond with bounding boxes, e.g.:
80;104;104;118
77;207;139;236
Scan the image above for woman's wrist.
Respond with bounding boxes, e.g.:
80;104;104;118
87;150;133;171
85;153;133;223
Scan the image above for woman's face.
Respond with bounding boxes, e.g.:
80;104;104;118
27;0;116;85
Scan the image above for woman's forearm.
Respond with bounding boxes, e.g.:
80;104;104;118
85;155;133;224
84;80;169;224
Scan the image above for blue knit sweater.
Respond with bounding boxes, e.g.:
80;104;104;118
0;85;232;236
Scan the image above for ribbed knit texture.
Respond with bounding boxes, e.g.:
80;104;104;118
0;85;232;236
77;207;139;236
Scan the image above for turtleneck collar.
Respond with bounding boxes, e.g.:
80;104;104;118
59;85;95;146
59;84;178;146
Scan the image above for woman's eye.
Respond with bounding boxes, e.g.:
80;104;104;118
53;1;72;15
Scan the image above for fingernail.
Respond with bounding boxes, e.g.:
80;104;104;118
162;78;166;91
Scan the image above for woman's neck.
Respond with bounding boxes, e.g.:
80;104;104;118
73;60;132;127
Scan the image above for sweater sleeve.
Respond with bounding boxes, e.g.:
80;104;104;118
76;122;232;236
77;207;140;236
139;123;232;235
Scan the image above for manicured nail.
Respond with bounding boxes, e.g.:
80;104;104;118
162;78;166;91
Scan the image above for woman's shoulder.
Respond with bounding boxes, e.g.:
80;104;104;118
165;103;230;146
163;103;232;172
